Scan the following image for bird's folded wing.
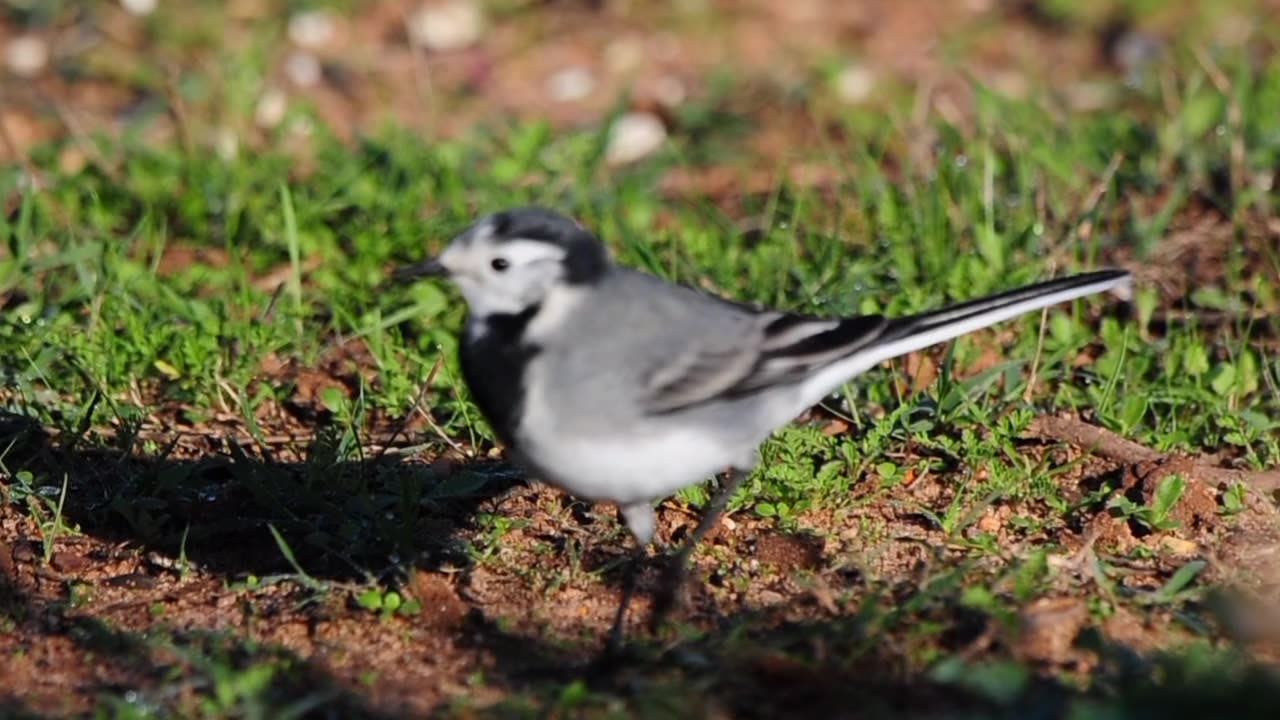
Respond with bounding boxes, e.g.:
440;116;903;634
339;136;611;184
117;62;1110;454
641;312;888;414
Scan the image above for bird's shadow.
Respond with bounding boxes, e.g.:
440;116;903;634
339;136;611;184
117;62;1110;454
0;408;528;717
0;408;750;714
0;410;520;582
5;410;1280;719
2;407;975;717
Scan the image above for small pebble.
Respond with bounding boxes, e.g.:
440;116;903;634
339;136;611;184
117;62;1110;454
547;66;595;102
606;112;667;166
834;63;875;104
1066;81;1115;112
757;589;786;605
12;544;36;563
5;35;48;78
408;0;484;52
214;127;238;161
604;36;644;74
1110;30;1163;73
285;51;322;88
288;9;336;49
1254;171;1274;194
653;75;686;107
120;0;158;16
255;87;288;129
104;573;158;589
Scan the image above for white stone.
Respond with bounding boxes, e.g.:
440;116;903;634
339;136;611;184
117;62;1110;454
120;0;158;16
285;51;322;88
605;112;667;166
407;1;484;52
547;66;595;102
288;10;336;49
5;35;48;78
215;127;238;161
255;87;288;129
834;63;875;104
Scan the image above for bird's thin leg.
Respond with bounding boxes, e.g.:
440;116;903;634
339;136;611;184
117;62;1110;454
649;468;748;633
604;502;657;658
605;543;646;656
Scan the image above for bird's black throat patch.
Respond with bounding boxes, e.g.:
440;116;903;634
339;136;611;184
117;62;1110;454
459;305;541;447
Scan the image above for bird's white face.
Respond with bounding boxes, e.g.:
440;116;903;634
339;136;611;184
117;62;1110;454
394;207;611;321
436;217;571;318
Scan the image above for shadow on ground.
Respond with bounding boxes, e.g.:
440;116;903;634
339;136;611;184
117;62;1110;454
0;562;401;719
0;409;519;580
4;410;1280;718
0;408;518;716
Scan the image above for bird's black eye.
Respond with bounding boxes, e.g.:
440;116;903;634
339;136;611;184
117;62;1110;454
490;257;510;272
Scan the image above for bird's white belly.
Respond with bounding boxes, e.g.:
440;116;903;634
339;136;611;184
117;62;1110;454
514;423;738;506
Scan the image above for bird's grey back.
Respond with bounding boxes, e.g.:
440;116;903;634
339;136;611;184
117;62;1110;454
529;267;764;419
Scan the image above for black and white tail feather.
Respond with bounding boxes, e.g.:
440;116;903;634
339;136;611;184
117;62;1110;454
643;269;1133;415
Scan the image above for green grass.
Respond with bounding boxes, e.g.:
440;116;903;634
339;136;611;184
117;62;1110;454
7;69;1278;466
3;1;1280;718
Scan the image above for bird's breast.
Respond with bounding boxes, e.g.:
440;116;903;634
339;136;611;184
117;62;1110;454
459;311;541;447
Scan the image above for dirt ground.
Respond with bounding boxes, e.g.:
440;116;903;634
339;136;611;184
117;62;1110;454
4;1;1280;718
3;1;1274;164
4;406;1280;717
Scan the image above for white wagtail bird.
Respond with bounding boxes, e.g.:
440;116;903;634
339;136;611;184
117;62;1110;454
394;206;1133;650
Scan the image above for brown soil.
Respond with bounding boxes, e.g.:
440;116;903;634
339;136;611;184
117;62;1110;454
4;1;1280;717
4;400;1278;716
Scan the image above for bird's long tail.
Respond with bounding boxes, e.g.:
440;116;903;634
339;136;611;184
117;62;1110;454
861;268;1133;369
661;268;1132;416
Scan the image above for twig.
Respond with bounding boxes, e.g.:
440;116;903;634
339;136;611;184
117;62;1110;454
1191;45;1231;95
1023;306;1050;403
402;9;438;136
1024;259;1057;403
1192;44;1249;216
1075;152;1125;238
1044;153;1125;270
374;353;445;462
47;98;123;183
163;64;195;158
410;353;469;457
1025;415;1280;493
1026;415;1160;463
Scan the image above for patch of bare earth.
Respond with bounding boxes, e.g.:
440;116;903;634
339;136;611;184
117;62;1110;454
2;1;1267;178
4;209;1279;713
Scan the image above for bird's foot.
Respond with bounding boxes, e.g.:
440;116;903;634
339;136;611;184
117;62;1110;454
595;631;643;672
647;553;690;634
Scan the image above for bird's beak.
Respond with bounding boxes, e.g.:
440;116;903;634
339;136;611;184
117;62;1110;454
392;257;449;282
